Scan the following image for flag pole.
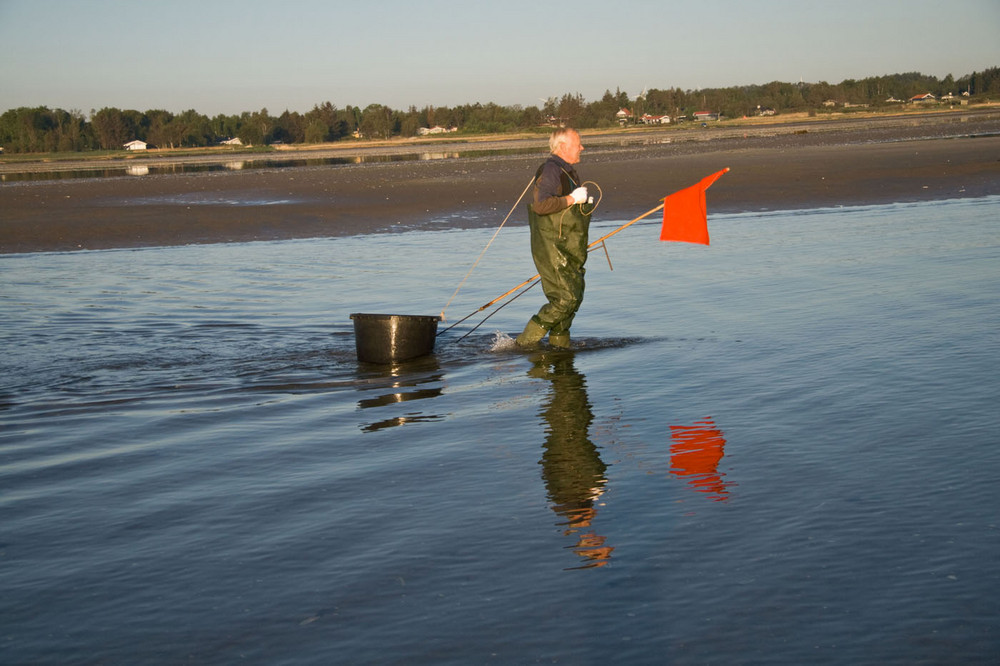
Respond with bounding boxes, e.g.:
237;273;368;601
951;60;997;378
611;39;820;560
587;201;665;248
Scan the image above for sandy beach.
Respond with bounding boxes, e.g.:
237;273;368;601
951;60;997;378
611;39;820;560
1;110;998;253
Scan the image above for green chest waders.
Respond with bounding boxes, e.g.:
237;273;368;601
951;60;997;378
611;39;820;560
517;168;593;347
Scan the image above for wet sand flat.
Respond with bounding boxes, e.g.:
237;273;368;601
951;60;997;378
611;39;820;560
1;113;999;253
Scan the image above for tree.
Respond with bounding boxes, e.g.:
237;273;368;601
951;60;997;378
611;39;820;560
0;106;95;152
237;108;274;145
91;107;137;149
590;89;624;125
0;107;49;152
273;110;305;144
967;66;1000;96
303;102;349;142
518;105;544;128
236;111;262;145
303;119;326;143
399;106;422;137
53;108;89;151
556;93;585;126
211;113;242;142
359;103;396;139
171;109;213;147
145;109;175;148
540;97;558;121
3;66;998;153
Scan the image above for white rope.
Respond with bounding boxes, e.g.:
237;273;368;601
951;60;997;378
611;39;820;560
439;177;534;320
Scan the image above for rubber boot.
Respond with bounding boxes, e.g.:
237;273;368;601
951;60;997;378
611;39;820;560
516;319;548;347
548;331;571;349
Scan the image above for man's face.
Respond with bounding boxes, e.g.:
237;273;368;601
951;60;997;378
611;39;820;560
557;132;584;164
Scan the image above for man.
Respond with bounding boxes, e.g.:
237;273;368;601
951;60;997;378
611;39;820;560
515;128;592;348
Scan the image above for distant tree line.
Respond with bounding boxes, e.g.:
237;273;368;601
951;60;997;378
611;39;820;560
1;68;997;154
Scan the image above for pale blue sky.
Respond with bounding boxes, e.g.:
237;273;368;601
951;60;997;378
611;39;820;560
1;0;997;117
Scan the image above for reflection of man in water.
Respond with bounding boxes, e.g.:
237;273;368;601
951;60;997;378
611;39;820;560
529;351;613;569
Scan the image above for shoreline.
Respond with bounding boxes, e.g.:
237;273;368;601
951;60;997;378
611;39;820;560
2;107;997;176
2;111;999;254
1;107;997;174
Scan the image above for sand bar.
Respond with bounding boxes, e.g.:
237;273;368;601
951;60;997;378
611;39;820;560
1;110;998;254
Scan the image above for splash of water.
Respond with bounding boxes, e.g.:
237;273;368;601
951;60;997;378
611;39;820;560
489;331;518;352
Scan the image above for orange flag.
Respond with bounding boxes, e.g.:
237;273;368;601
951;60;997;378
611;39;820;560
659;168;729;244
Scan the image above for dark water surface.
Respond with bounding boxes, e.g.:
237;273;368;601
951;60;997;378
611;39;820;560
2;197;999;664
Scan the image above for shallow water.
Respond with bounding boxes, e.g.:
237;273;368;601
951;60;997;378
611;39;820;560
2;196;999;664
0;147;541;183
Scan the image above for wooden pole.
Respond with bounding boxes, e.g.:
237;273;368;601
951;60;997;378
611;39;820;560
586;201;664;248
471;200;666;314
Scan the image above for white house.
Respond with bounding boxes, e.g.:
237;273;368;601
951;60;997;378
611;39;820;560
640;113;670;125
123;139;147;151
417;126;456;136
220;137;243;146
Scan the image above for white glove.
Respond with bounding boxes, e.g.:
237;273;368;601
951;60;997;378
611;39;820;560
570;186;588;205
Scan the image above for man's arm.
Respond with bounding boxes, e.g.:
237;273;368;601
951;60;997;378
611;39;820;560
531;162;572;216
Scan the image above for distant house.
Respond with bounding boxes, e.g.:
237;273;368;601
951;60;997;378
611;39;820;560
123;139;147;151
756;107;776;116
885;97;903;103
615;108;633;124
220;137;243;146
910;93;936;103
640;113;670;125
417;126;456;136
693;111;718;121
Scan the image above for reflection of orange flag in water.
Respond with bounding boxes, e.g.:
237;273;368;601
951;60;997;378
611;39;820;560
669;418;733;501
660;168;729;244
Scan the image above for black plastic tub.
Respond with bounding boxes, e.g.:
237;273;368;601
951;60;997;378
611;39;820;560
350;313;441;364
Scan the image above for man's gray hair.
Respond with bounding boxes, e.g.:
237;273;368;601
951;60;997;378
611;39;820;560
549;127;578;154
